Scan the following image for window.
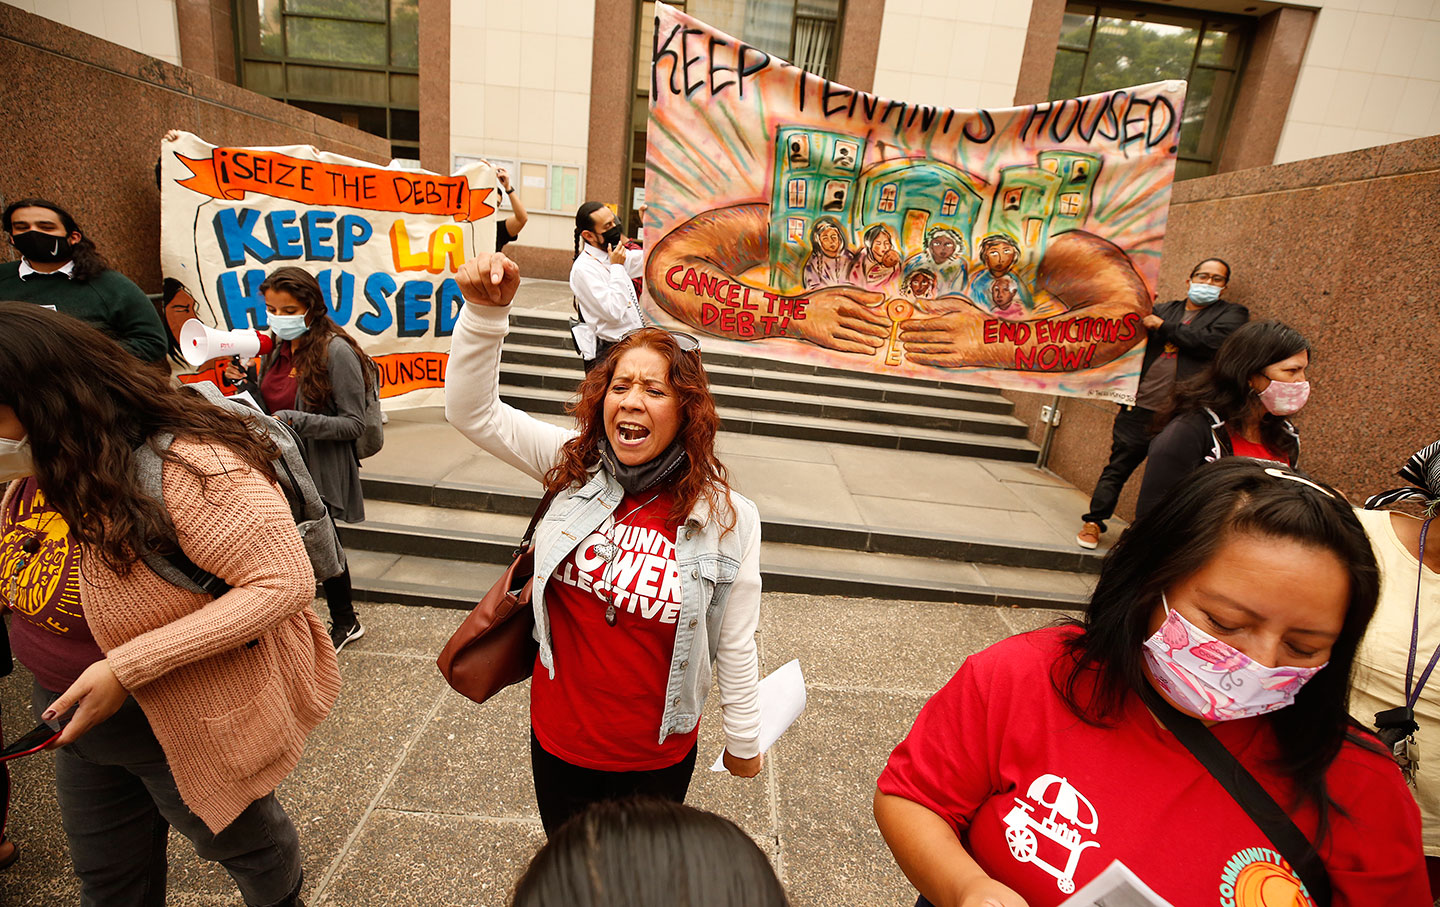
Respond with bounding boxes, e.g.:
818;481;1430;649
941;190;959;216
1003;188;1023;211
878;184;898;212
628;0;847;232
236;0;420;161
1049;3;1250;180
788;178;808;208
453;155;584;215
1059;193;1082;216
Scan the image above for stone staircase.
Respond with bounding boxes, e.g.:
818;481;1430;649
341;308;1105;612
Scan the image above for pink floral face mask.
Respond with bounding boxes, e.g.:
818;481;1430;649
1141;594;1326;721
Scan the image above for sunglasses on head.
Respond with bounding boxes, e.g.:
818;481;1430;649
620;327;701;353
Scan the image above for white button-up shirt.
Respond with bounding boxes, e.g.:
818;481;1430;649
569;243;645;342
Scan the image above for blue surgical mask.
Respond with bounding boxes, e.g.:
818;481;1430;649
269;313;310;340
1187;283;1222;306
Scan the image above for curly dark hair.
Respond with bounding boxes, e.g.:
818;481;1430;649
259;267;375;410
0;302;279;574
3;197;109;282
543;328;734;531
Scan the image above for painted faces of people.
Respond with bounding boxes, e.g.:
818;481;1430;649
992;279;1018;309
982;240;1018;275
908;272;936;299
928;234;957;264
817;224;844;258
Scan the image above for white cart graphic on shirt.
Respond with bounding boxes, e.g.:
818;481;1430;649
1003;774;1100;894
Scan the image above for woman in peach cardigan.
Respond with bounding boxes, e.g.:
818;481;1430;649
0;302;339;907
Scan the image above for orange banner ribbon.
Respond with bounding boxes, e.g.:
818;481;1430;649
176;149;495;222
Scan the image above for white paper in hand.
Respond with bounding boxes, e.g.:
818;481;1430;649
710;659;805;771
1056;860;1174;907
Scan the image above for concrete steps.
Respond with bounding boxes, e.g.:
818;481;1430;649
489;308;1040;463
341;480;1099;610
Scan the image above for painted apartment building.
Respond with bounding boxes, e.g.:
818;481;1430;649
10;0;1438;275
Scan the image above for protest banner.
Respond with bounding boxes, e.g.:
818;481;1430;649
642;3;1186;403
159;132;497;407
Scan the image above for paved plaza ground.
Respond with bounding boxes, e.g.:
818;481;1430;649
0;595;1072;906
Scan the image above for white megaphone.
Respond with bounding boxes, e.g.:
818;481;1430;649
179;319;275;367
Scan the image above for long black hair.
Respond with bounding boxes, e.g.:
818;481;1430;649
258;266;374;409
0;303;279;574
572;200;607;260
1055;458;1381;838
1158;319;1310;453
2;197;109;282
510;798;789;907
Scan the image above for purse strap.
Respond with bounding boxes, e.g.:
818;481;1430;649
518;486;561;555
1139;686;1332;905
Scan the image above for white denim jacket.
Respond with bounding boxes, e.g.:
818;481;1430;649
444;303;762;757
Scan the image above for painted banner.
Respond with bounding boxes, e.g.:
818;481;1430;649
643;4;1186;403
159;132;497;406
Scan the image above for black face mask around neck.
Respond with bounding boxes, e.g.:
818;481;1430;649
597;437;688;495
12;230;74;264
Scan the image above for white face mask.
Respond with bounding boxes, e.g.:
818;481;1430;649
0;435;34;482
1142;593;1326;721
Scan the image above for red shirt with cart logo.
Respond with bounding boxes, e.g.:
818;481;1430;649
877;627;1427;906
531;492;697;771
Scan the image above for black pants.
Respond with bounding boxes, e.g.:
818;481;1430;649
529;730;697;836
582;339;617;373
1082;405;1157;531
321;566;356;625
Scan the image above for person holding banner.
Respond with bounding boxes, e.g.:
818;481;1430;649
1;198;167;364
571;201;647;370
876;458;1428;906
494;167;530;252
0;302;338;907
1076;258;1247;550
445;252;763;836
1134;320;1308;521
227;267;373;652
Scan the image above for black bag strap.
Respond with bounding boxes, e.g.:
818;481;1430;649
1139;686;1332;905
158;547;232;596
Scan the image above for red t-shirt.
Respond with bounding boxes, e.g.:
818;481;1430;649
531;491;697;771
877;627;1428;906
260;341;299;415
1228;431;1288;465
2;478;104;691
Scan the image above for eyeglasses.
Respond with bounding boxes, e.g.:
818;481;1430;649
621;327;701;353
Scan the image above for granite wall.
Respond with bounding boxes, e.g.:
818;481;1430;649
0;3;388;294
1006;133;1440;523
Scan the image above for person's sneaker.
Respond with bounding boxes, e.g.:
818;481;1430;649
1076;521;1102;549
328;618;365;653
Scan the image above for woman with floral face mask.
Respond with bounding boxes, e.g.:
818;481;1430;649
227;266;377;652
875;459;1427;906
1134;320;1310;520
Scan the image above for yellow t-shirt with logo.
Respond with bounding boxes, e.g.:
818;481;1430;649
1351;506;1440;855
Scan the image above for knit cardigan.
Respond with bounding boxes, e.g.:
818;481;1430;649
4;439;342;833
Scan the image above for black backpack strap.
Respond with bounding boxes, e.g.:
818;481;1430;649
1139;686;1332;905
157;547;231;597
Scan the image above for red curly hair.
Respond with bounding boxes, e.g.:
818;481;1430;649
542;329;735;532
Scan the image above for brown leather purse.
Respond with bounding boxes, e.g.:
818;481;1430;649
437;488;558;704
